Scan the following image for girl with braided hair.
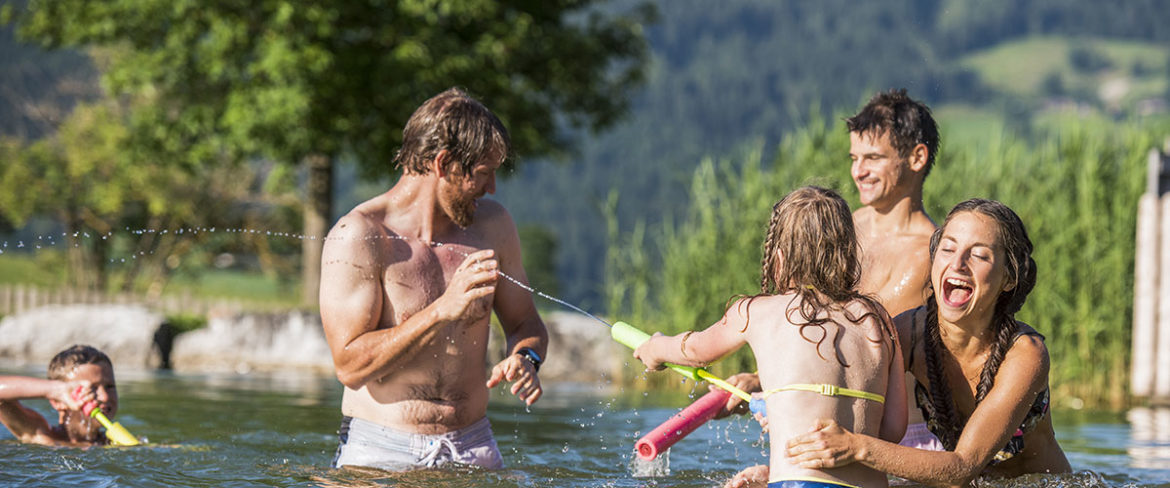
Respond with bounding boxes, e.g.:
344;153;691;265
785;199;1070;486
635;186;907;488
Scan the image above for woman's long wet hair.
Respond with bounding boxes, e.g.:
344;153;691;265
753;186;889;365
921;199;1036;449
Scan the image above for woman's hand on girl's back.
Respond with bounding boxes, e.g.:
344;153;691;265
784;418;862;469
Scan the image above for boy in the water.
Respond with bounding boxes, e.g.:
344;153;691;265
0;345;119;446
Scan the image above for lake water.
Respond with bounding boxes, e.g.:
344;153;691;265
1;368;1168;487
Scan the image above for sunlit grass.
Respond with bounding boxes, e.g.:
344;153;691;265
0;253;67;286
164;269;300;306
0;250;300;308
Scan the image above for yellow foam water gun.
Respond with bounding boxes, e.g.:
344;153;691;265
74;386;140;446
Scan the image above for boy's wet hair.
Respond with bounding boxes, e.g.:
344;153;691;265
48;345;112;380
846;88;940;177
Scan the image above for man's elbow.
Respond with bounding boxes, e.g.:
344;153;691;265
335;371;364;390
334;363;371;390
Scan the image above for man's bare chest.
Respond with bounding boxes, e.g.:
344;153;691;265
380;240;486;323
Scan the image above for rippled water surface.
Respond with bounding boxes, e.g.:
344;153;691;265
1;368;1167;487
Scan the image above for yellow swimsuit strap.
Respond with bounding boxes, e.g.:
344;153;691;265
762;383;884;404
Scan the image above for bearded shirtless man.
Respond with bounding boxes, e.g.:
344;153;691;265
320;88;549;472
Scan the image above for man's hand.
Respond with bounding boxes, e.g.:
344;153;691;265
714;372;761;419
436;250;498;323
487;353;542;406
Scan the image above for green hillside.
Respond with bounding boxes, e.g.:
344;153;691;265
962;36;1168;110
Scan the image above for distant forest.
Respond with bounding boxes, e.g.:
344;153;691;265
3;0;1169;306
494;0;1170;306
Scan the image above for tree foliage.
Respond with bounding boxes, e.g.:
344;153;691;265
6;0;650;305
7;0;650;176
0;99;301;293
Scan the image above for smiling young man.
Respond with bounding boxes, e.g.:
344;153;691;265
847;89;939;319
320;88;549;472
845;89;942;453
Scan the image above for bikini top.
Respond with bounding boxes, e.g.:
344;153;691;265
760;311;895;405
761;383;885;403
906;307;1050;463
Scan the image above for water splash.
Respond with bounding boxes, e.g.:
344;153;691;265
628;448;669;477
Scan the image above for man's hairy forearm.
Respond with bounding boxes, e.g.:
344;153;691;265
503;316;548;357
334;306;456;388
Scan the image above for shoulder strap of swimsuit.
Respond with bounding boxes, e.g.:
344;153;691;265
908;307;921;370
1012;323;1046;342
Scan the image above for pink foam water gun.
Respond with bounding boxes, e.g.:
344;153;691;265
611;321;752;460
73;386;140;446
634;388;732;460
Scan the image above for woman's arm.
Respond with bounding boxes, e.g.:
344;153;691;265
785;334;1051;486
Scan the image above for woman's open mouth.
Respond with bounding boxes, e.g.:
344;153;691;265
941;277;973;308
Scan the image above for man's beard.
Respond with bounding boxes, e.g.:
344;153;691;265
443;187;477;228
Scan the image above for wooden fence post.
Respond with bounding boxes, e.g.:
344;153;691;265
1135;140;1170;403
1135;191;1159;397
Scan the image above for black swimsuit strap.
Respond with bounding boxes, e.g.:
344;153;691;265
907;307;922;371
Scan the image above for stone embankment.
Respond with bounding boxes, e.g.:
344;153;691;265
0;306;626;384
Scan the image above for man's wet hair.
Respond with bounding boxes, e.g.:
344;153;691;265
846;88;940;177
393;87;511;176
48;345;112;380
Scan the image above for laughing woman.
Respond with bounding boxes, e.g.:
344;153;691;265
785;199;1070;487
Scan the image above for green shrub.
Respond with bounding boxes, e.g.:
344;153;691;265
165;313;208;334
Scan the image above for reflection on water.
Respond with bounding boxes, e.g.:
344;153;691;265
1129;407;1170;471
0;368;1168;487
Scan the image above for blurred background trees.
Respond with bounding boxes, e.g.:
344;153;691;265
1;0;650;305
